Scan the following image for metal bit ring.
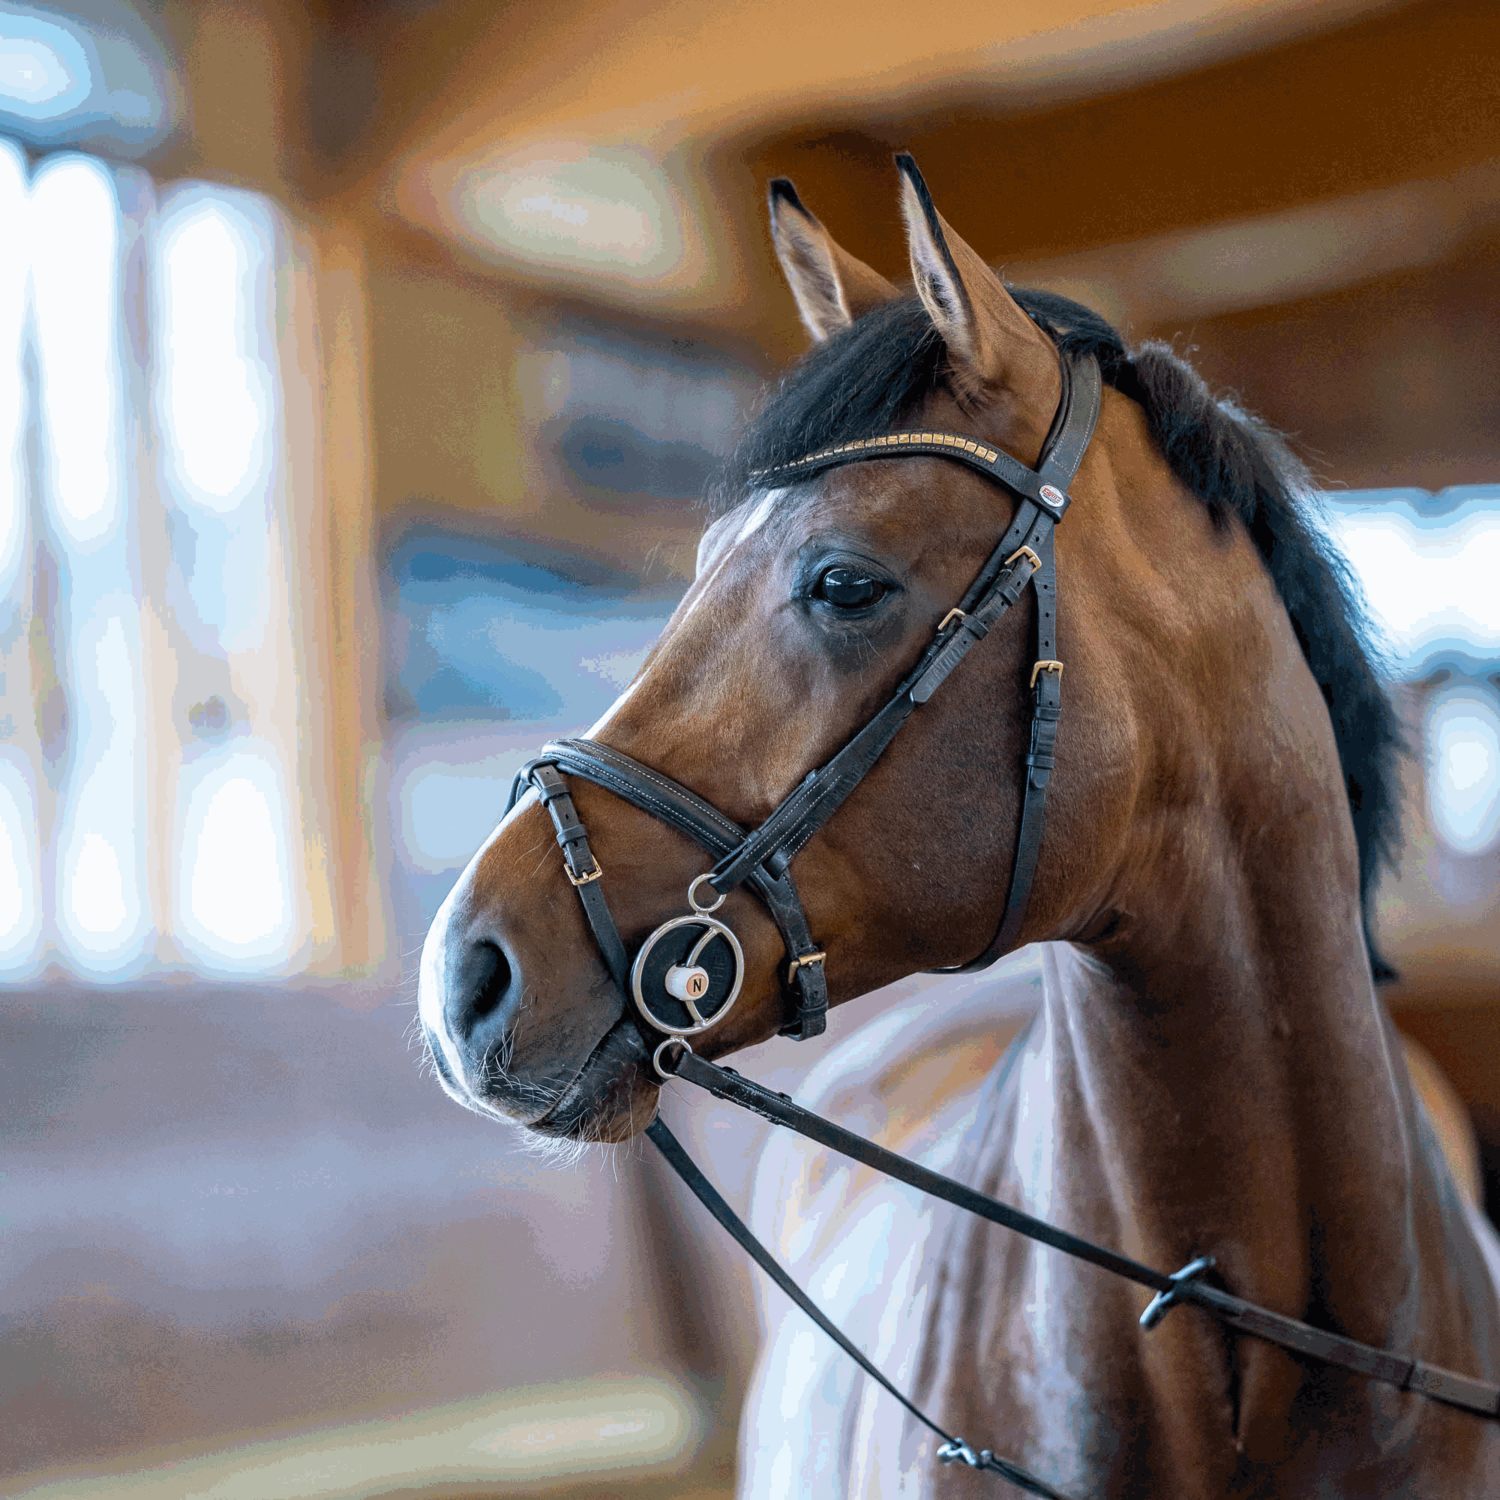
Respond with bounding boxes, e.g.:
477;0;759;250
652;1036;692;1081
687;874;726;913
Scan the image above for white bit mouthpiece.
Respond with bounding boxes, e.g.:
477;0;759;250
664;965;710;1002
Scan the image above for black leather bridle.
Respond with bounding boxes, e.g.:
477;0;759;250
499;347;1500;1495
508;352;1102;1055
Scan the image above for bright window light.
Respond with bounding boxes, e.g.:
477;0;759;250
30;152;123;545
1428;689;1500;856
54;610;147;970
177;745;294;971
1;137;307;982
1326;494;1500;670
154;190;277;515
0;138;25;589
0;758;39;967
67;830;127;934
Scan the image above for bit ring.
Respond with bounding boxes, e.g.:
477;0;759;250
687;873;726;913
652;1037;692;1080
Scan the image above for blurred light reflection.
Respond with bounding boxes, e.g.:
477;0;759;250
0;3;177;155
54;607;148;970
176;744;295;971
0;756;39;965
0;138;25;593
32;153;123;546
1428;689;1500;856
449;145;692;287
155;191;277;516
0;12;92;121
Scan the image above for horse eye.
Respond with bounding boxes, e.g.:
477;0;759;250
814;566;886;609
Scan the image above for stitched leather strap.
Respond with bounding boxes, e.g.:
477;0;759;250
663;1047;1500;1423
945;523;1062;971
645;1114;1072;1498
514;741;831;1037
1038;355;1102;491
527;764;632;994
749;430;1072;522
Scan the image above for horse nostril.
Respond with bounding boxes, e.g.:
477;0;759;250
445;937;513;1042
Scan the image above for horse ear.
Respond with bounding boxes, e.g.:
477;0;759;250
769;178;898;343
895;153;1058;404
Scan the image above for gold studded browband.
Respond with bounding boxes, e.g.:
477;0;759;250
755;430;1004;469
750;429;1071;522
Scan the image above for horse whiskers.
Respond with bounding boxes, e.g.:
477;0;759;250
407;1015;444;1086
475;1041;567;1115
516;1129;606;1170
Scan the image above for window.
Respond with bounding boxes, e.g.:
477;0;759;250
0;139;335;980
1326;489;1500;861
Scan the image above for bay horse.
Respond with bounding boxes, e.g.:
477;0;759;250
417;157;1500;1495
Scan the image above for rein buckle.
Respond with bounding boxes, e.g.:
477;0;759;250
1029;659;1064;689
566;861;604;887
1139;1255;1217;1330
786;949;826;984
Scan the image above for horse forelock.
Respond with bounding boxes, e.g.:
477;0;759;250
711;285;1403;977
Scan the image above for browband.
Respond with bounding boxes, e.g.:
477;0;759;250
750;430;1073;521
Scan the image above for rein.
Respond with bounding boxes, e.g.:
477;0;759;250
645;1044;1500;1498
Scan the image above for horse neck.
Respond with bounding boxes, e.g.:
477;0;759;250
1044;798;1424;1349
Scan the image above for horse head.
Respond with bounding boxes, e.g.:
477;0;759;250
416;157;1396;1151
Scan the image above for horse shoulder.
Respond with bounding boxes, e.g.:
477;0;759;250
1401;1033;1482;1210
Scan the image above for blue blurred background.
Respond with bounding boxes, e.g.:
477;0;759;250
1;1;1498;1496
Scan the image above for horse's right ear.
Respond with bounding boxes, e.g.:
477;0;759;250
769;179;897;343
896;153;1058;409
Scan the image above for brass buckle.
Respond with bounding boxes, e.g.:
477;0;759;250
786;949;827;983
567;860;604;887
1004;545;1042;571
1029;659;1064;688
938;608;966;632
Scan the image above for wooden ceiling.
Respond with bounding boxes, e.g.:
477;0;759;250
142;0;1500;493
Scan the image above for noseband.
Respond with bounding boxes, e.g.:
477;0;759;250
507;352;1103;1055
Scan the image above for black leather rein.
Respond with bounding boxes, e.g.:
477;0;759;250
644;1045;1500;1499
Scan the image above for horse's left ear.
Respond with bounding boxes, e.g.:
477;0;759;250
896;153;1059;406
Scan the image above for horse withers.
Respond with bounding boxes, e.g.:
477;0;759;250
417;158;1500;1495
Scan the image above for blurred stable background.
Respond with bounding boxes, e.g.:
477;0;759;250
2;0;1499;1496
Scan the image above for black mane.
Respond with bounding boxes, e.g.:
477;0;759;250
714;289;1403;979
